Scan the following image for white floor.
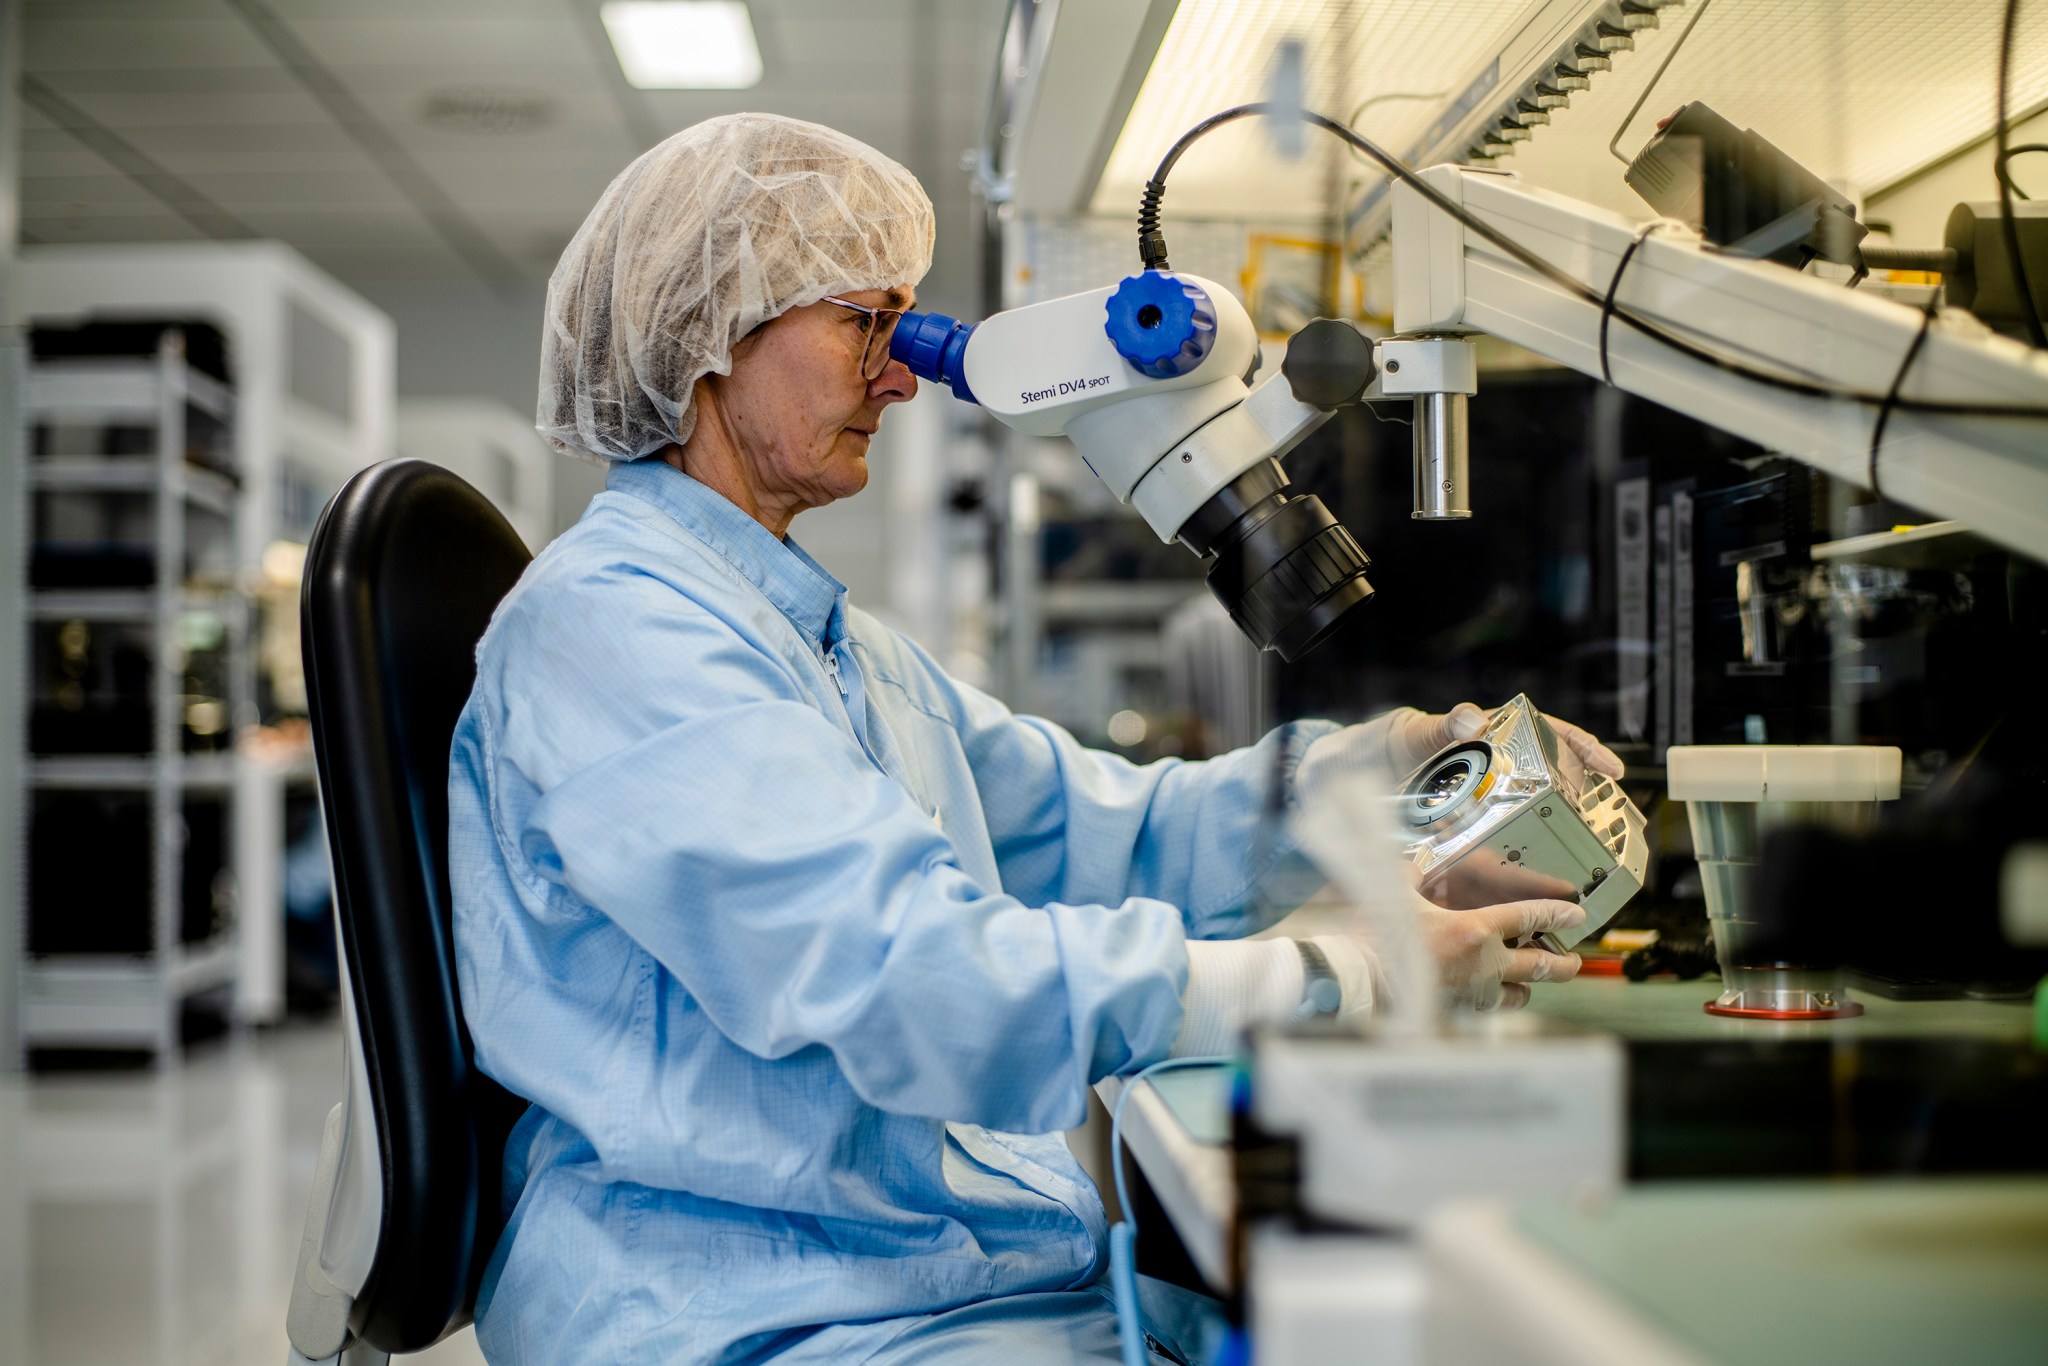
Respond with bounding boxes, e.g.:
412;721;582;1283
0;1018;486;1366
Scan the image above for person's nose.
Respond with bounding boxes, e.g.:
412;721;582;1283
870;359;917;405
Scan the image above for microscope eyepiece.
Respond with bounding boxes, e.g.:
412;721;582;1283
889;310;978;402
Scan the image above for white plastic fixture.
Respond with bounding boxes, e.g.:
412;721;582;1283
1666;745;1904;804
600;1;763;90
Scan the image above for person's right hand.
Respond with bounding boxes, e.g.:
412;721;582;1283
1413;884;1586;1012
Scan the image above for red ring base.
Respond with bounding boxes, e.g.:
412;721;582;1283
1703;1000;1864;1020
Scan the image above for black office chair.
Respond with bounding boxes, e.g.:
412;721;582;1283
286;460;534;1366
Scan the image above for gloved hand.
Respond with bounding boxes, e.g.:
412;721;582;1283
1407;872;1585;1012
1296;703;1625;807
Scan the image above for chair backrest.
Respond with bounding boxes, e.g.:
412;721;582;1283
301;459;534;1353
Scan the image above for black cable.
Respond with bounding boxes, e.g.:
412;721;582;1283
1140;105;1273;271
1868;295;1942;502
1600;222;1679;385
1343;91;1449;169
1607;0;1715;165
1996;142;2048;199
1997;0;2046;347
1136;102;2048;421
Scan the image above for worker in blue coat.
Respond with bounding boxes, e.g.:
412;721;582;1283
450;112;1616;1365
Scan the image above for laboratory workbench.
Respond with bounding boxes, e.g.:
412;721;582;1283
1105;976;2048;1362
1104;974;2044;1299
1525;973;2032;1043
1431;1177;2048;1366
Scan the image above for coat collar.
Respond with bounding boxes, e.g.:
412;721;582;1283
606;458;846;647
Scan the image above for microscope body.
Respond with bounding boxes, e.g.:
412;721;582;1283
892;270;1477;658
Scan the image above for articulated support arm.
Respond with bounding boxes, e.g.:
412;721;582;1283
1391;164;2048;558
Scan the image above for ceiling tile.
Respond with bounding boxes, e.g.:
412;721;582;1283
23;0;224;22
110;118;364;159
35;65;302;95
32;86;336;131
752;17;919;70
285;18;594;69
22;210;214;247
24;173;177;210
763;0;919;23
19;0;1012;290
174;167;425;208
228;204;445;246
27;16;277;70
287;239;481;281
21;127;128;178
264;0;567;17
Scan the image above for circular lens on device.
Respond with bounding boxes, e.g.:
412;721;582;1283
1418;758;1475;809
1401;741;1494;826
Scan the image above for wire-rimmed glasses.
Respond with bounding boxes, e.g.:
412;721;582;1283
821;295;909;380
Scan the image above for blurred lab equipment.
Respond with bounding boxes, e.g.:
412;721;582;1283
1668;744;1902;1019
10;245;395;1053
1624;101;1871;274
1624;99;2048;338
1258;763;1628;1227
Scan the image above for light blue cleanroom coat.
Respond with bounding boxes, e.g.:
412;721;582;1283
449;458;1329;1362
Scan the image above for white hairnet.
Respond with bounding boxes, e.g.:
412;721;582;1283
539;112;935;463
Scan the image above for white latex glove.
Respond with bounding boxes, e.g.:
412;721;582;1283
1296;703;1625;805
1172;935;1384;1055
1405;865;1586;1012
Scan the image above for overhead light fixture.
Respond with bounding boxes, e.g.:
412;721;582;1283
600;1;763;90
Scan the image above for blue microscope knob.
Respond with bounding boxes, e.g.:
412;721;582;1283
1103;272;1217;378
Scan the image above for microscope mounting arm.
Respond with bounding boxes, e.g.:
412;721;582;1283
1390;164;2048;559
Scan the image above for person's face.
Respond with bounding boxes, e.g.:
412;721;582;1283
707;285;918;520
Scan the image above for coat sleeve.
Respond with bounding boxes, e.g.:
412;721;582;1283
485;573;1191;1135
884;633;1335;940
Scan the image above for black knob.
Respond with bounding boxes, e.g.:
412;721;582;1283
1281;318;1377;410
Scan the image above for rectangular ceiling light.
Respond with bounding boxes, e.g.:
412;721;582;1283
601;1;763;89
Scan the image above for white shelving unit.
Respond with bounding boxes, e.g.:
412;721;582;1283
16;333;248;1060
15;243;394;1042
394;397;552;551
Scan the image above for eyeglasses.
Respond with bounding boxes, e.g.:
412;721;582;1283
821;296;909;380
